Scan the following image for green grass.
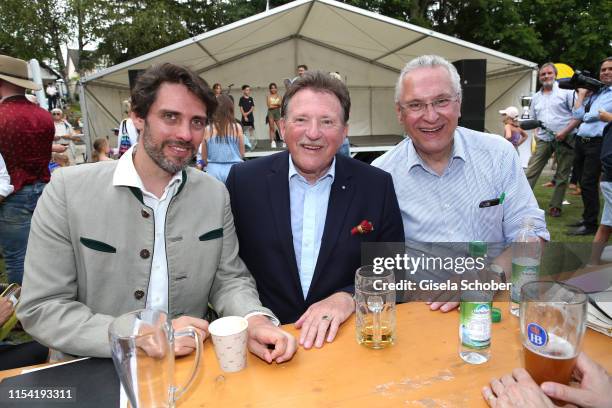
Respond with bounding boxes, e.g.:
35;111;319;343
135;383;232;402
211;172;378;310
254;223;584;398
532;173;603;243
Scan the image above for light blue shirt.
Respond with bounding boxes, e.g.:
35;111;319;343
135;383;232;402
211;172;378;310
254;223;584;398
372;127;549;245
530;82;576;141
573;86;612;138
289;155;335;298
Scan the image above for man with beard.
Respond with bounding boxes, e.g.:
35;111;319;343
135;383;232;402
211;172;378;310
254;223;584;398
17;63;297;363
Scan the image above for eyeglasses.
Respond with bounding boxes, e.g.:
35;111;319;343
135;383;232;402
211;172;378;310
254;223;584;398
52;113;61;116
398;96;459;114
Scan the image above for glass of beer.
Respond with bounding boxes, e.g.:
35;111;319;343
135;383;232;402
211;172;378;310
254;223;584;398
520;281;587;385
355;265;396;349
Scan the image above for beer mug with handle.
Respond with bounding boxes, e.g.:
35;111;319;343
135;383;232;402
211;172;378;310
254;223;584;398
520;281;587;385
355;265;396;349
108;309;202;408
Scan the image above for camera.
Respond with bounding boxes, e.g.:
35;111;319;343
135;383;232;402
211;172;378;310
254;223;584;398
558;70;605;92
518;119;541;131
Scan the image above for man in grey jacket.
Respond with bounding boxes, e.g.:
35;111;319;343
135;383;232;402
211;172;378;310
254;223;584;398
17;63;297;363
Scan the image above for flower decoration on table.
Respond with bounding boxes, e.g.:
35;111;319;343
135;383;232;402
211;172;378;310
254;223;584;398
351;220;374;235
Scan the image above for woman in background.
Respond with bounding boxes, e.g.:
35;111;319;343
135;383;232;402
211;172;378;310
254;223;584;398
267;82;283;149
91;138;113;162
201;95;244;183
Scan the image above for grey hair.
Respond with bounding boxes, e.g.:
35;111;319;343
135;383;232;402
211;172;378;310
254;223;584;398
394;55;462;103
539;62;558;76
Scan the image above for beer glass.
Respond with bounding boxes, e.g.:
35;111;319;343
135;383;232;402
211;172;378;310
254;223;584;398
108;309;202;408
355;265;396;349
520;281;587;385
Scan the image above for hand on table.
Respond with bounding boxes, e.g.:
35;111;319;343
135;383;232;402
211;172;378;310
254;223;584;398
427;300;459;312
482;353;612;408
0;297;14;325
295;291;354;349
540;352;612;408
482;368;555;407
246;314;296;364
171;316;209;356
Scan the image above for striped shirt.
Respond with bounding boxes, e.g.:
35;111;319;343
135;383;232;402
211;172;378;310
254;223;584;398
372;127;549;245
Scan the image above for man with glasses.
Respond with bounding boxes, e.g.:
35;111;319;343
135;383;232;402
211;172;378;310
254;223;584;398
227;71;403;349
372;55;548;311
0;55;54;285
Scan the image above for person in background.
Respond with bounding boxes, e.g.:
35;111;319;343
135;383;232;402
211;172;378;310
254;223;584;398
568;57;612;235
212;83;222;98
482;352;612;408
201;94;244;183
267;82;282;149
0;151;14;203
45;82;58;110
91;138;113;162
116;99;139;158
239;85;254;151
52;108;80;165
0;54;55;285
330;72;351;157
524;63;580;218
499;106;528;150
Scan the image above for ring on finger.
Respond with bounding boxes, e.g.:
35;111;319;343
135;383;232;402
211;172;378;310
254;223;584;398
321;315;331;321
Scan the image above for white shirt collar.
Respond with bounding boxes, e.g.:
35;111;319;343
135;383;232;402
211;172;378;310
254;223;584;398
288;154;336;184
112;145;183;199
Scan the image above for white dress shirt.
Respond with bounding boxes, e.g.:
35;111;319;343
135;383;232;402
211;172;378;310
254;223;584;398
112;145;182;313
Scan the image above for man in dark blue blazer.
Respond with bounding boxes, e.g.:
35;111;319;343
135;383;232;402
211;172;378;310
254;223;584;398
227;71;404;350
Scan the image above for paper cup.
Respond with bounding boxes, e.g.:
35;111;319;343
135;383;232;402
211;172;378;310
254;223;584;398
208;316;249;372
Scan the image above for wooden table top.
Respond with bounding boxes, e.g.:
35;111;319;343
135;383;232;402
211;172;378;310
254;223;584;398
2;302;610;407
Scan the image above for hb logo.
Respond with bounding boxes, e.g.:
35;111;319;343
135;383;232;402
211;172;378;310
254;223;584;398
527;323;548;347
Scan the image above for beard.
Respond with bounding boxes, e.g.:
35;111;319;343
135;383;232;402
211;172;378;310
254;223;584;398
141;121;196;175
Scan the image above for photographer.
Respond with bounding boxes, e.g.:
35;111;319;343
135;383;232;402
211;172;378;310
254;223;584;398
524;63;581;218
568;57;612;235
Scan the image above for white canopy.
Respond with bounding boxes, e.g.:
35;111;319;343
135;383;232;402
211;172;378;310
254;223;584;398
80;0;536;150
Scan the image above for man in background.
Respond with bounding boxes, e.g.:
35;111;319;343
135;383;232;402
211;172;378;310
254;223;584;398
0;55;54;285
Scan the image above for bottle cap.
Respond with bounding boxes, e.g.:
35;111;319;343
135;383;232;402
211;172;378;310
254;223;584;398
469;241;488;258
492;307;502;323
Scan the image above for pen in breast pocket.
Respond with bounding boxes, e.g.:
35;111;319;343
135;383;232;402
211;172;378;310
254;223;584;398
479;192;505;208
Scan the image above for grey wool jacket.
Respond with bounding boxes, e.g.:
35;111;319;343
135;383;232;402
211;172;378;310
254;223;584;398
17;160;273;358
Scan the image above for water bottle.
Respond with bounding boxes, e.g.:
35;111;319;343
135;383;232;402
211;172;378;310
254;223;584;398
510;218;541;316
459;241;491;364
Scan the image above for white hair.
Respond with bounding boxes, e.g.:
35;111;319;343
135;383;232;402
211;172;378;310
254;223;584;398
394;55;462;103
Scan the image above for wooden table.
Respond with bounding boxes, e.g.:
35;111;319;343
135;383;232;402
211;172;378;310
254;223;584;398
1;302;610;407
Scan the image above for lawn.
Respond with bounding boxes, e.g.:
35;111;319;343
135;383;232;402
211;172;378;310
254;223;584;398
532;173;602;243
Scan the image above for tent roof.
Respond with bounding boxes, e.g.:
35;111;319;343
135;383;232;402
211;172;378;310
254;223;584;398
82;0;536;88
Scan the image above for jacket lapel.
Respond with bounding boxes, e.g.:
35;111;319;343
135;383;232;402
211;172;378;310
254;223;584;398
267;152;303;297
308;156;355;299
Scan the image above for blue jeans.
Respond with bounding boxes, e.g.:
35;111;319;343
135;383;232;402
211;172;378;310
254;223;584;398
0;182;46;284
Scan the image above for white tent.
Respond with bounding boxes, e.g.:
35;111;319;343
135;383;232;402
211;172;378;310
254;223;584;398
80;0;537;155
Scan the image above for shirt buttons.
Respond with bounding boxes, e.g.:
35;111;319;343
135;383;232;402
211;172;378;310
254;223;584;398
141;209;150;218
134;290;145;300
140;249;151;259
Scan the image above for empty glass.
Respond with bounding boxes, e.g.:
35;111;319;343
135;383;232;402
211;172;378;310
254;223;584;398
355;265;396;349
108;309;202;408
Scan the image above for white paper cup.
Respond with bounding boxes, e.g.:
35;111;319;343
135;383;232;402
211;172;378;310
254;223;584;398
208;316;249;372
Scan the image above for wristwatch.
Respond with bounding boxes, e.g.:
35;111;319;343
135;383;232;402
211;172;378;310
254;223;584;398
489;264;506;283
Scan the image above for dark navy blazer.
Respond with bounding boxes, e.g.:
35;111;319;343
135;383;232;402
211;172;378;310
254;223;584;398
226;151;404;324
